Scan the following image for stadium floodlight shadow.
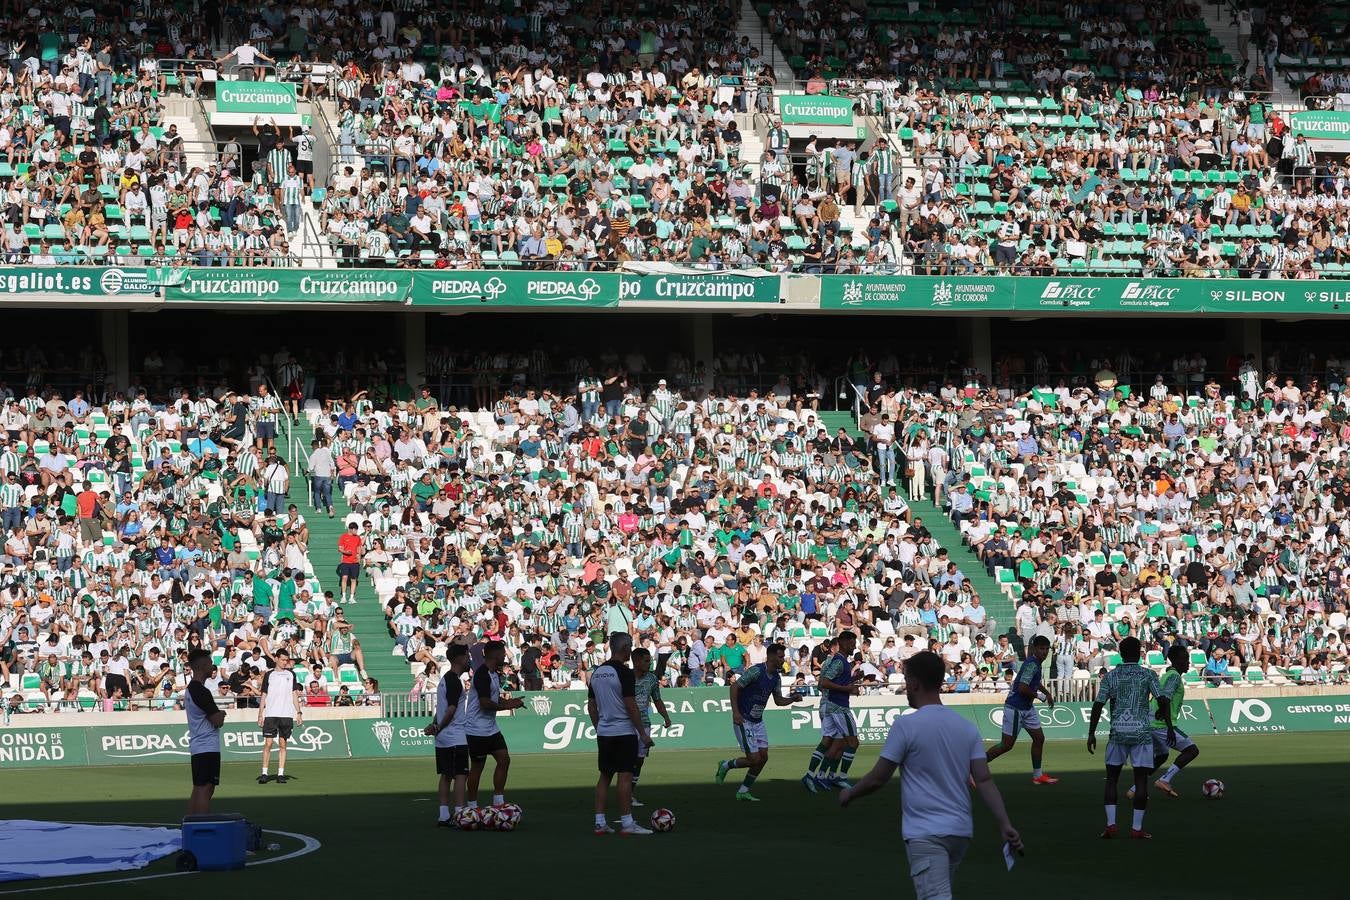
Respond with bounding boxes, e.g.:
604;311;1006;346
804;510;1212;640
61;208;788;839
0;742;1343;899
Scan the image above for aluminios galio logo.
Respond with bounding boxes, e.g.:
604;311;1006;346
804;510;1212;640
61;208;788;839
99;269;125;294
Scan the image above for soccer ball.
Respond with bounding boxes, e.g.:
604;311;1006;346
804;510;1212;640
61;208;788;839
494;806;517;832
1202;779;1225;799
479;806;503;830
650;808;676;832
456;807;483;831
499;802;523;828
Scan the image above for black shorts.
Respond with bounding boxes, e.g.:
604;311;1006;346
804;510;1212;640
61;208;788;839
436;745;470;776
191;751;221;787
597;734;639;775
466;732;507;761
262;716;294;740
257;421;277;439
296;159;313;176
337;562;361;579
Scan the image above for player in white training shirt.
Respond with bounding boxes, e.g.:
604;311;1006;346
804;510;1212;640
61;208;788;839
258;649;302;784
425;644;472;826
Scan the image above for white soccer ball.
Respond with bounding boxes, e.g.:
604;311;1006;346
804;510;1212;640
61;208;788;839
650;808;676;832
500;802;523;827
1202;779;1225;799
456;807;483;830
479;805;503;830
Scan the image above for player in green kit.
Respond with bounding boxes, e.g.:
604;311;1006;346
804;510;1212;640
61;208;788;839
630;648;671;808
715;642;802;801
1129;645;1200;799
1088;637;1172;840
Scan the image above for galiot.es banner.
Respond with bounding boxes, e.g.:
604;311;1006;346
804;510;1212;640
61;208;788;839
0;267;183;297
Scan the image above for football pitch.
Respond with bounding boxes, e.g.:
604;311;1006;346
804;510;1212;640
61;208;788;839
0;733;1344;897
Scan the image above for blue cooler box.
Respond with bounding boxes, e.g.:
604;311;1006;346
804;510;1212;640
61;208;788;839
181;813;248;871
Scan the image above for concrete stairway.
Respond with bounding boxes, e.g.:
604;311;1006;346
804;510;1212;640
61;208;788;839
1201;3;1302;106
291;415;411;694
817;411;1012;633
738;0;796;85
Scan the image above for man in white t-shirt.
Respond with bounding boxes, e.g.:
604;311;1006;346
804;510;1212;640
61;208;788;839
872;414;896;484
840;651;1022;900
257;650;302;784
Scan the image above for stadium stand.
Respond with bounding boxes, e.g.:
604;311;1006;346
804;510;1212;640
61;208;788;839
0;383;375;711
254;351;1343;704
4;0;1350;715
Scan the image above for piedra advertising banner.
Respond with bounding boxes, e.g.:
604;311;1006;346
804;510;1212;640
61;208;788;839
3;693;1347;768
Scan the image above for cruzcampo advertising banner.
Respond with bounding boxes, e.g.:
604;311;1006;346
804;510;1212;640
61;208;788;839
779;94;855;126
820;274;1350;315
215;81;298;116
0;266;182;297
167;270;410;304
617;272;781;303
1289;110;1350;142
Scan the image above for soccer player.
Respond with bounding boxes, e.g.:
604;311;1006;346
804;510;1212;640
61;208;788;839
587;632;652;835
257;649;302;784
716;641;801;801
185;649;225;814
804;632;861;792
985;635;1059;784
1129;645;1199;799
840;651;1022;899
424;643;471;826
464;640;524;809
1088;636;1173;839
630;648;671;808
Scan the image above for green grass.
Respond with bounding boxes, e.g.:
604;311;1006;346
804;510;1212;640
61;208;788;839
0;734;1345;897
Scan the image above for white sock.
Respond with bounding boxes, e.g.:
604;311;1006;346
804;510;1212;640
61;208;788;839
261;767;268;775
453;806;462;816
468;801;478;809
492;794;504;806
1033;767;1043;778
620;814;634;828
595;813;607;827
1132;809;1146;830
278;768;284;776
1105;805;1117;826
1162;764;1181;782
737;785;749;794
439;805;450;821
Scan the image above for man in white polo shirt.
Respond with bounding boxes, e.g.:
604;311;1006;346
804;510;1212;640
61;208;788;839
841;651;1022;900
